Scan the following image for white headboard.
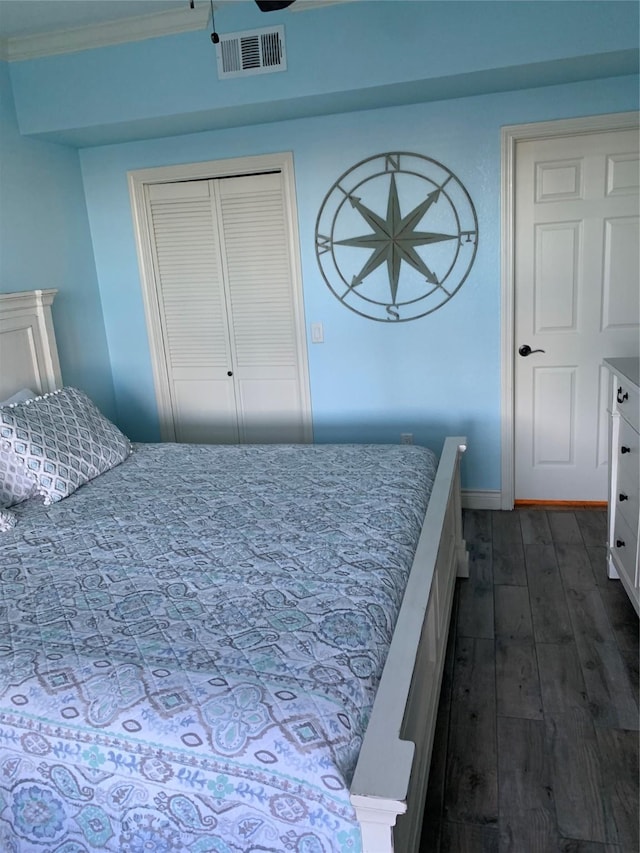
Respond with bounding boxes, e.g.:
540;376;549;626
0;289;62;400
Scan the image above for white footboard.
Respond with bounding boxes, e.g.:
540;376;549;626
350;437;468;853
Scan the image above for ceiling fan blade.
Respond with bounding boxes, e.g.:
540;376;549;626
255;1;296;10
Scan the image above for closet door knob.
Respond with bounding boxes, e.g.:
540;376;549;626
619;493;629;502
616;539;626;548
621;446;631;454
227;371;233;377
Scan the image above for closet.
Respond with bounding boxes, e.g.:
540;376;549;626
132;156;311;445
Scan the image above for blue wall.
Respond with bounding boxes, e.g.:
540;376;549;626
0;62;116;417
3;1;639;494
78;73;637;493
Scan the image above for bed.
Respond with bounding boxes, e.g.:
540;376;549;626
0;290;468;852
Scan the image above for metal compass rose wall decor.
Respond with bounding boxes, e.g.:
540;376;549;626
315;152;478;322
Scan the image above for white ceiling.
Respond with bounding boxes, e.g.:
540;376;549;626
0;1;193;39
0;0;343;42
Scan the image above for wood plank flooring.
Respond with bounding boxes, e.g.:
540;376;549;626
421;508;639;853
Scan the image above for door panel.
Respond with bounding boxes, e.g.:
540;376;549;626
172;378;238;444
217;172;307;443
515;128;639;501
596;364;611;470
534;221;580;331
237;373;305;444
532;367;576;465
602;216;640;328
147;180;238;443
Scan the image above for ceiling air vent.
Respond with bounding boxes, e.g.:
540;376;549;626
216;25;286;79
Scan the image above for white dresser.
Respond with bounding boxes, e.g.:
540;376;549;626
604;357;639;615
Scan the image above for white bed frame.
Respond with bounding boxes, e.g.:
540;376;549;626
351;435;468;851
0;289;468;853
0;289;62;400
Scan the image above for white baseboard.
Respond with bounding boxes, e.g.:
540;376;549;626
462;489;502;510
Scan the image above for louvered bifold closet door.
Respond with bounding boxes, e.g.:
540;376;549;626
146;180;239;443
216;172;307;443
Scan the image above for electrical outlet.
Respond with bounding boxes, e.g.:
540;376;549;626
400;433;413;445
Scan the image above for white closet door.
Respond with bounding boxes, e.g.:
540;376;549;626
145;170;309;445
217;172;307;443
147;180;238;443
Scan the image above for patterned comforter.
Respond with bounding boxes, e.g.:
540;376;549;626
0;442;437;853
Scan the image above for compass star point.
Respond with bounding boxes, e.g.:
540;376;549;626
339;175;456;299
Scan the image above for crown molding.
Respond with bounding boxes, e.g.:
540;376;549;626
290;0;349;10
0;0;354;62
2;4;211;62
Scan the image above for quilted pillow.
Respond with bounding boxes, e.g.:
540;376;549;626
0;507;17;532
0;387;131;506
0;388;36;407
0;440;37;507
0;390;38;508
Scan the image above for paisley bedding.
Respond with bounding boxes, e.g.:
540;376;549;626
0;442;437;852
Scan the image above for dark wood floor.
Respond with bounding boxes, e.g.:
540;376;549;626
421;508;639;853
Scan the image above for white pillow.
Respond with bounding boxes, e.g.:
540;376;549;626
0;387;131;505
0;388;37;407
0;388;39;507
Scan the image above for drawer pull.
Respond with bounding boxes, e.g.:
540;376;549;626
621;446;631;454
619;493;629;501
617;386;629;404
616;539;626;548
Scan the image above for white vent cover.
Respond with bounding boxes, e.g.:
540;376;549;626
216;25;286;79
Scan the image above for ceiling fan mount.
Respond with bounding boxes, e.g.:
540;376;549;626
190;1;296;12
255;1;296;10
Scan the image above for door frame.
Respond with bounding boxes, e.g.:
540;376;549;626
128;151;313;443
500;111;639;509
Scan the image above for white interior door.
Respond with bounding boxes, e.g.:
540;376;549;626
514;127;639;501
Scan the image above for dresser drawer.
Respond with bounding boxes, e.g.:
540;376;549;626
618;416;639;476
616;459;640;537
612;510;639;587
615;375;639;433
